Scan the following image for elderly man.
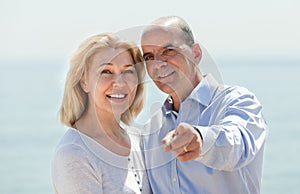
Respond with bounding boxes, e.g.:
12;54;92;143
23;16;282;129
141;16;267;194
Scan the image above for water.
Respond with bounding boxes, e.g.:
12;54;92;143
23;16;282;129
216;58;300;194
0;57;299;194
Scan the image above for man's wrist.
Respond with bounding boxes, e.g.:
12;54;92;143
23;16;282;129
193;126;203;140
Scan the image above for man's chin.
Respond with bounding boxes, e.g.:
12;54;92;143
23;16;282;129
155;82;176;95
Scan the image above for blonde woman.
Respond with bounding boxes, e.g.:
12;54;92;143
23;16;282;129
52;33;151;193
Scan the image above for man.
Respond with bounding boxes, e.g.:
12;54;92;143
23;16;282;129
141;16;267;194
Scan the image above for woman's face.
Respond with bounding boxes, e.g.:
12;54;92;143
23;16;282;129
82;47;138;118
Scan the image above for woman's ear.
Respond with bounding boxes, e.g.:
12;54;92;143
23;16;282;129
192;43;202;65
80;77;89;93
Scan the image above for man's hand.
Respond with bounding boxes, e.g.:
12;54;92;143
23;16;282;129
161;122;202;162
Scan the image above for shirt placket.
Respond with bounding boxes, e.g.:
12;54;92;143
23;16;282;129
171;158;181;193
170;110;181;193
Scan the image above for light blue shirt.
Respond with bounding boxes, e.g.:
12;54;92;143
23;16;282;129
142;74;267;194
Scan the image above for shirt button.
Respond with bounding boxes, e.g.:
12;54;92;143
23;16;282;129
173;178;177;182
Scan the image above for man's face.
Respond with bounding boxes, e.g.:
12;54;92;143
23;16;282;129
141;27;197;97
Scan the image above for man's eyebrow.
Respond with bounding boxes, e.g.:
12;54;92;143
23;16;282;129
163;44;174;48
142;52;152;58
142;44;174;55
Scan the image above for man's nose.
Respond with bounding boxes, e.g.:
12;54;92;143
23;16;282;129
154;52;166;61
148;59;167;70
151;53;167;68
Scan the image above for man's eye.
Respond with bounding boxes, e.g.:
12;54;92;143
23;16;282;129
143;54;154;61
162;48;177;56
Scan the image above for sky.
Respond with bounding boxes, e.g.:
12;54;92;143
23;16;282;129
0;0;299;63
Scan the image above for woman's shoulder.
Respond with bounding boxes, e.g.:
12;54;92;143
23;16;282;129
53;128;89;162
55;128;82;146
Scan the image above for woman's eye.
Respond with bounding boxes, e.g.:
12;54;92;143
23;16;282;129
125;70;134;74
101;69;112;74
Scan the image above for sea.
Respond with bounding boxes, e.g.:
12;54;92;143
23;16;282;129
0;56;299;194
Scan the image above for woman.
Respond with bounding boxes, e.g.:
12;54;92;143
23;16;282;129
52;33;151;193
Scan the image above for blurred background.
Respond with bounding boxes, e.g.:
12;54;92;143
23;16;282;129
0;0;299;193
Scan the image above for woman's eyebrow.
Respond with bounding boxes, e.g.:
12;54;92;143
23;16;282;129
98;63;134;68
98;62;112;67
124;64;134;68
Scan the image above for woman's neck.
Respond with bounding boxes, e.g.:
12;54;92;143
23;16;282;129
76;108;122;137
75;109;131;155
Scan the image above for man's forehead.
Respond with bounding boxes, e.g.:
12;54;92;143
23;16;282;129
141;26;184;47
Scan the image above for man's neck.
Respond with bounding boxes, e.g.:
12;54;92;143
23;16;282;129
171;71;203;112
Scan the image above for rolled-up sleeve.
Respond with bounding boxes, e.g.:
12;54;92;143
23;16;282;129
195;87;268;171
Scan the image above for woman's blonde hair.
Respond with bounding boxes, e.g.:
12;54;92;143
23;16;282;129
59;33;145;127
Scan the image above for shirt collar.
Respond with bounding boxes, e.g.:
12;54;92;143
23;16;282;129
188;74;220;106
162;74;220;114
162;96;175;115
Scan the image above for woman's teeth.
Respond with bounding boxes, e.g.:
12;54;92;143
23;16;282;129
109;94;126;99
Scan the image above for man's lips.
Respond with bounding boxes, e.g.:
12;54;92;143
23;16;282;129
157;71;175;81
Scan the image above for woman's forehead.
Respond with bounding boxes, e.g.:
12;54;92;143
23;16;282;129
92;47;132;64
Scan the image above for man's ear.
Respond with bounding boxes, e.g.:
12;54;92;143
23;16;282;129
192;43;202;65
80;77;89;93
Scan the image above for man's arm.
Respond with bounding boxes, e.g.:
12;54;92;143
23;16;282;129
162;88;267;170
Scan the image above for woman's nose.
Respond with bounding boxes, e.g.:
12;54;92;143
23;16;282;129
112;74;125;87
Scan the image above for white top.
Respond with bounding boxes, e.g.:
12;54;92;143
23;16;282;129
52;125;152;194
